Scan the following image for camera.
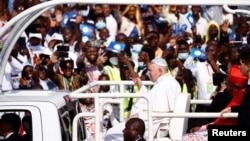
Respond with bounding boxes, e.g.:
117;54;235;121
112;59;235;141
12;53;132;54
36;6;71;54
58;52;69;58
57;45;69;52
213;72;227;86
57;45;69;58
39;54;50;59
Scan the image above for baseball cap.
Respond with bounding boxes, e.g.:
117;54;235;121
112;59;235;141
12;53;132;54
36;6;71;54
48;33;63;43
29;33;42;39
151;57;168;67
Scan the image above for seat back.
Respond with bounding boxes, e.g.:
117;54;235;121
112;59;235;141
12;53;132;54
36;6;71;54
169;93;190;141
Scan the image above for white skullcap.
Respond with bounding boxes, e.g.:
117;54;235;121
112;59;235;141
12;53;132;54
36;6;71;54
151;57;168;67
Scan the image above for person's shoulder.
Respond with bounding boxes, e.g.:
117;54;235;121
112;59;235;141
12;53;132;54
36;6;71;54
7;133;22;141
164;73;180;84
213;91;232;101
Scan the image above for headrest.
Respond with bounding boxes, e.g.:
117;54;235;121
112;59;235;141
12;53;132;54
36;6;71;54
228;65;248;87
151;57;168;67
29;33;42;39
0;113;21;132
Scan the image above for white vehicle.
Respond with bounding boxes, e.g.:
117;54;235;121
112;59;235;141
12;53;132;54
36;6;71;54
0;91;86;141
0;0;249;141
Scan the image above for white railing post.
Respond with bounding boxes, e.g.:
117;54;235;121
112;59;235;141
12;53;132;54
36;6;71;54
70;93;153;141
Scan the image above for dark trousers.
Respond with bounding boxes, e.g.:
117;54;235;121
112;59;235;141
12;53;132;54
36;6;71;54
187;104;211;133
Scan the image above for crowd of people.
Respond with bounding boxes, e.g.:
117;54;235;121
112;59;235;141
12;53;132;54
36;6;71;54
1;1;250;140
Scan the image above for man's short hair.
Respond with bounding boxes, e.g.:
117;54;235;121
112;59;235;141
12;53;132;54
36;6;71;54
1;113;21;132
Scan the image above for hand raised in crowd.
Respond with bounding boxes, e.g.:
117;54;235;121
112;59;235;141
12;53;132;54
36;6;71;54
96;52;108;65
55;12;63;24
206;53;214;64
132;75;142;89
35;55;43;66
75;14;83;24
220;20;230;33
51;51;59;64
20;77;29;87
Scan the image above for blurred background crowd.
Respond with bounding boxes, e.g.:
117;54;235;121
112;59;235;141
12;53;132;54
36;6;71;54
1;0;250;139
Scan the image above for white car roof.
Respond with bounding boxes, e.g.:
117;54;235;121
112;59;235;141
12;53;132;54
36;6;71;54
0;90;71;108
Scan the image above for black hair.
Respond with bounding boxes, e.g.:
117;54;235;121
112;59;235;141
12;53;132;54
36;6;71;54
177;68;196;99
1;113;21;133
177;39;189;46
98;73;110;80
207;39;220;46
76;62;85;72
115;33;127;41
21;65;33;78
239;48;250;65
94;13;106;22
140;45;155;61
126;118;146;137
63;23;76;35
147;31;160;39
59;59;74;69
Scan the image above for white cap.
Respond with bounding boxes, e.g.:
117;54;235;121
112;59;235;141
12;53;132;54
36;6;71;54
29;33;42;39
48;33;64;43
42;48;52;56
151;57;168;67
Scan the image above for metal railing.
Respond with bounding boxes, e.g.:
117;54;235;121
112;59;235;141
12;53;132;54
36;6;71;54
0;1;246;141
69;81;237;141
70;93;152;141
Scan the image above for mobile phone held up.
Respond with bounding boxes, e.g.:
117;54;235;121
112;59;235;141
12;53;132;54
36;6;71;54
57;45;69;58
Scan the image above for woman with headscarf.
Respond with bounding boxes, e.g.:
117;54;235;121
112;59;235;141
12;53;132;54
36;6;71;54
205;20;221;43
